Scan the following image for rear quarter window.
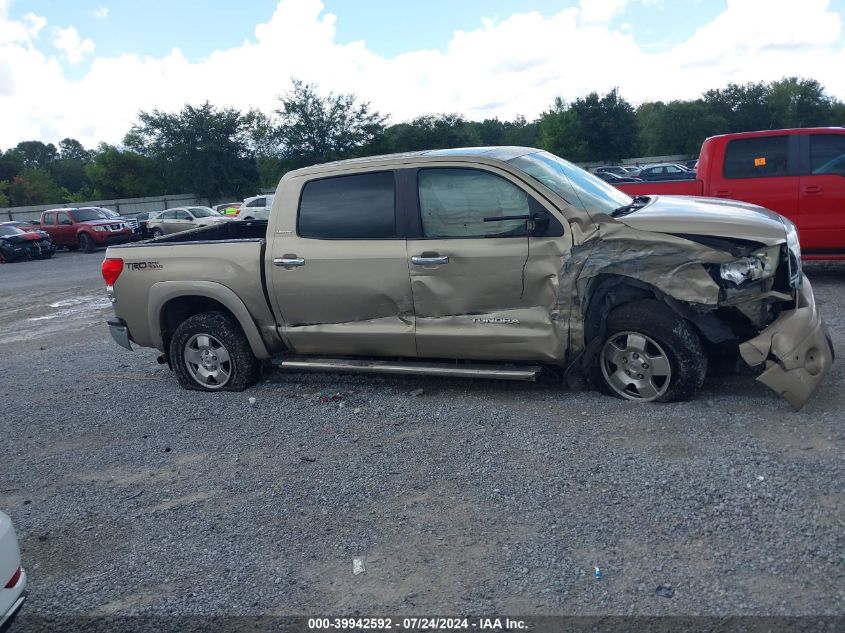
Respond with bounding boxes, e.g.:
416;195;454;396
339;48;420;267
723;136;789;179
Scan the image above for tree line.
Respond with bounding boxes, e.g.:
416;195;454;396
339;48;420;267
1;76;843;207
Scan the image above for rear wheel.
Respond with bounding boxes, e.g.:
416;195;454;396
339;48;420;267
79;232;96;253
169;312;261;392
593;299;707;403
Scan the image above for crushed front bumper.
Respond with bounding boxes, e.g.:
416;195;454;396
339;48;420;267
739;278;834;410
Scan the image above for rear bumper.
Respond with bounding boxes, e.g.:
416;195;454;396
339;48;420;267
739;278;834;409
108;317;133;351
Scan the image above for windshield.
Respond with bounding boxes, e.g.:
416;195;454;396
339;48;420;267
0;226;24;236
507;151;632;215
70;208;114;222
187;207;217;218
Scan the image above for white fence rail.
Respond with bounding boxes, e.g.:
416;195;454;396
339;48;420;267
1;193;211;222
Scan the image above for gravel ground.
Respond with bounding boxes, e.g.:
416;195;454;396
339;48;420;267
1;251;843;628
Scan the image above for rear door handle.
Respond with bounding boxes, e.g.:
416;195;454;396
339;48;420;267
803;185;823;195
411;255;449;266
273;257;305;267
714;189;731;197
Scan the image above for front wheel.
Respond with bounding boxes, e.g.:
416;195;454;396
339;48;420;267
79;232;96;253
593;299;707;403
151;228;164;238
169;312;261;392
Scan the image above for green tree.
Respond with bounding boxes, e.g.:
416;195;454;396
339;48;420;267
767;77;834;128
6;168;65;206
373;114;482;154
58;138;92;162
0;180;9;207
86;144;166;199
539;89;637;161
127;101;258;199
637;100;727;156
538;98;589;161
276;79;387;167
8;141;57;170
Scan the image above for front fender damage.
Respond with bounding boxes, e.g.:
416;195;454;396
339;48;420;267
739;279;835;410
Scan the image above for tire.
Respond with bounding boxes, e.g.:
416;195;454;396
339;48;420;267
592;299;707;403
79;232;96;253
0;249;9;263
151;228;164;238
169;311;261;392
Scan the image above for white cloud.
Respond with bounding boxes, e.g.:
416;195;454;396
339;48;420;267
93;7;109;19
579;0;631;24
0;0;843;149
51;26;95;63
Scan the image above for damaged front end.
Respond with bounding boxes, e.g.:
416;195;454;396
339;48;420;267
564;218;833;410
738;279;834;410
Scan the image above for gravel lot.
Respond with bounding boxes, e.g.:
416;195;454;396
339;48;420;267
1;250;843;628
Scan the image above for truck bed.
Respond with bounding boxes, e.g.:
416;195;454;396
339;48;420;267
105;219;278;353
149;219;268;243
616;179;704;197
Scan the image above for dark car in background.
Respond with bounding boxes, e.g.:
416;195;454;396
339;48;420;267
131;211;162;239
0;224;55;263
595;172;643;184
637;163;698;181
0;220;41;232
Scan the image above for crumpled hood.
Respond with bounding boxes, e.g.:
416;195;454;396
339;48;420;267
618;195;788;246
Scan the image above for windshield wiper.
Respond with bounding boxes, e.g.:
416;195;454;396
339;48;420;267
612;195;651;218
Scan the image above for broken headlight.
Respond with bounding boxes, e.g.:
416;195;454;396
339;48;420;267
719;245;779;285
782;219;803;288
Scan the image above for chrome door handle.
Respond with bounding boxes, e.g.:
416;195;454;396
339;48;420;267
411;255;449;266
273;257;305;267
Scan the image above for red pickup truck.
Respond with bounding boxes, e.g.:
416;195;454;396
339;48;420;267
617;128;845;260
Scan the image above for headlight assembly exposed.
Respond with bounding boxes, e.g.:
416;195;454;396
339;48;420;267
719;245;780;286
782;218;803;288
94;226;108;232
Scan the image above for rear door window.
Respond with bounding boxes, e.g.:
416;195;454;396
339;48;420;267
298;171;396;239
724;136;790;178
810;134;845;176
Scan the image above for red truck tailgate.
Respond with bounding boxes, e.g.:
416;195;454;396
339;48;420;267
617;180;704;197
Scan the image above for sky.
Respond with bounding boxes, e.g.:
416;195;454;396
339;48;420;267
1;0;844;149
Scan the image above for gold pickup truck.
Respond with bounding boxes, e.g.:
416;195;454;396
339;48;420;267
102;148;834;408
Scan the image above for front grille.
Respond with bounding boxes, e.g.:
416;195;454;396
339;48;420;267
124;218;139;230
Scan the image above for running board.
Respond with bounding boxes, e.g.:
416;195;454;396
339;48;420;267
273;358;542;381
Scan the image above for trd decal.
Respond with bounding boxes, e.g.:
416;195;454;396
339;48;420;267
125;261;163;271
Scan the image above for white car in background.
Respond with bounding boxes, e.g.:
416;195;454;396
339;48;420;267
0;512;25;628
238;194;275;220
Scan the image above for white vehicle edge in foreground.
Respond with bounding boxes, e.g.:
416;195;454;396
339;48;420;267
0;511;25;628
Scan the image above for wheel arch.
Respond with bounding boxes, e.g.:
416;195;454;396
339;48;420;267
149;281;271;361
582;273;736;348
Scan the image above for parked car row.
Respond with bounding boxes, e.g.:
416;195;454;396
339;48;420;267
593;162;699;183
1;195;274;262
